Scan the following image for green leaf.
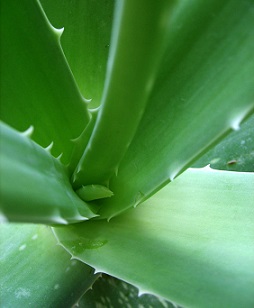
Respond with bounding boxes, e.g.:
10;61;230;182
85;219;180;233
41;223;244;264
0;0;90;164
54;168;254;308
76;185;114;202
0;122;97;224
40;0;114;108
79;274;180;308
98;0;254;218
193;113;254;172
72;0;178;189
0;223;98;307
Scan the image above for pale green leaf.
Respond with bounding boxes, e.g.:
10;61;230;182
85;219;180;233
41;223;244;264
54;168;254;308
0;223;98;307
72;0;178;189
98;0;254;218
77;185;114;202
0;122;97;224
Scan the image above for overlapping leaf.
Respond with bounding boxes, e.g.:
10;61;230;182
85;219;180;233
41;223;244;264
193;113;254;172
79;274;179;308
0;224;98;307
54;168;254;308
40;0;114;108
97;0;254;218
1;1;254;307
72;0;178;189
0;0;90;164
0;122;97;224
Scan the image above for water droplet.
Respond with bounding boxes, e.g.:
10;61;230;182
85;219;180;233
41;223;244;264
63;238;108;255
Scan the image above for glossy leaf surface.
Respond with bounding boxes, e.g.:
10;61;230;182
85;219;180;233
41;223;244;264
1;1;254;307
0;224;98;307
72;0;178;188
193;113;254;172
79;274;180;308
55;168;254;308
0;122;97;225
40;0;114;108
98;0;254;218
0;0;90;164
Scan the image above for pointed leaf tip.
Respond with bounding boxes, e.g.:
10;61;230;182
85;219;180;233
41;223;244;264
76;185;114;202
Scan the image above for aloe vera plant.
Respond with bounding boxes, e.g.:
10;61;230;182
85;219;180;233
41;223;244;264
0;0;254;307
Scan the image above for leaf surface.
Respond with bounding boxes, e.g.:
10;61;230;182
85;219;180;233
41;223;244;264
72;0;178;189
40;0;114;108
0;122;97;224
0;0;90;164
79;274;180;308
98;0;254;218
55;168;254;308
0;223;98;307
193;113;254;172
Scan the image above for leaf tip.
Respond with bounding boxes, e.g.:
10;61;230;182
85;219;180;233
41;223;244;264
76;185;114;202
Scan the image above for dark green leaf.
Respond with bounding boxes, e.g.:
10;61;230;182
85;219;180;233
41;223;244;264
193;113;254;172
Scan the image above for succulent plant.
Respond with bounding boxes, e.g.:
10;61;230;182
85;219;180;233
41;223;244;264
1;0;253;307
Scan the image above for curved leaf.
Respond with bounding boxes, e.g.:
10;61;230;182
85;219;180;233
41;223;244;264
0;0;90;164
55;168;254;308
79;274;180;308
72;0;178;189
0;122;97;225
193;113;254;172
40;0;114;108
0;223;98;307
98;0;254;218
